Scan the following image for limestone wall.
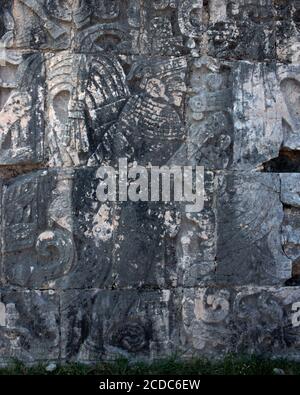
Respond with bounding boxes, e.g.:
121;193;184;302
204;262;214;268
0;0;300;363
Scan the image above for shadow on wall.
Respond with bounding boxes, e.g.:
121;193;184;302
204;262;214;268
262;148;300;173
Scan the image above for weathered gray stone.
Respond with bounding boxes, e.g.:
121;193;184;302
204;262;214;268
177;171;292;287
215;172;292;285
0;0;205;55
0;290;60;364
0;168;185;290
277;64;300;152
187;56;233;169
0;52;45;165
2;168;293;290
281;173;300;285
60;289;174;361
1;170;75;289
281;174;300;208
232;62;282;170
44;52;188;168
188;59;300;171
180;286;300;359
276;0;300;63
1;0;300;365
282;207;300;279
207;0;276;62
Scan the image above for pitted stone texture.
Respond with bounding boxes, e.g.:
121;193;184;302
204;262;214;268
71;168;181;290
0;168;193;290
0;179;3;286
60;289;175;361
0;290;60;364
1;169;295;290
215;172;291;285
5;0;300;62
175;170;217;287
188;59;300;170
180;286;300;359
1;0;300;364
179;172;292;287
2;0;205;55
44;52;130;168
1;170;75;288
282;206;300;274
276;0;300;63
281;174;300;208
0;49;189;169
281;173;300;284
0;53;45;165
277;64;300;152
206;0;276;62
187;56;234;169
232;62;282;170
44;52;187;168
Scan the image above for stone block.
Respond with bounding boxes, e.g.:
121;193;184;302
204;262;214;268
180;286;300;359
178;171;292;287
0;289;60;364
0;52;45;165
60;289;174;361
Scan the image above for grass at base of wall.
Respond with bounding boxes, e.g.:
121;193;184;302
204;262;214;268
0;355;300;375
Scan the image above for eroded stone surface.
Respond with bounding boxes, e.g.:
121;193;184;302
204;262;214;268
207;0;276;62
188;59;300;170
0;0;205;54
0;52;45;165
180;286;300;359
0;290;59;363
0;168;214;290
44;52;188;168
60;289;174;361
1;0;300;364
0;169;294;290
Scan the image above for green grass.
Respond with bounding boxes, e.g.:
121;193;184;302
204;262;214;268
1;355;300;375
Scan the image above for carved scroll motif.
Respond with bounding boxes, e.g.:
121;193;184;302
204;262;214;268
178;0;205;38
2;171;76;287
195;288;230;324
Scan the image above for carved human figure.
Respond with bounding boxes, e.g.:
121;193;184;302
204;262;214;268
45;52;129;167
82;57;188;294
89;57;187;166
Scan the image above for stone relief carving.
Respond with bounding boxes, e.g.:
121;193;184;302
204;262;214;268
194;288;230;324
215;173;292;285
0;291;60;363
1;0;300;364
61;290;172;361
278;67;300;151
233;289;285;354
89;56;187;166
188;56;233;169
182;287;232;354
181;286;300;357
0;53;44;165
45;52;88;168
2;0;205;54
281;174;300;286
276;0;300;63
2;171;76;288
